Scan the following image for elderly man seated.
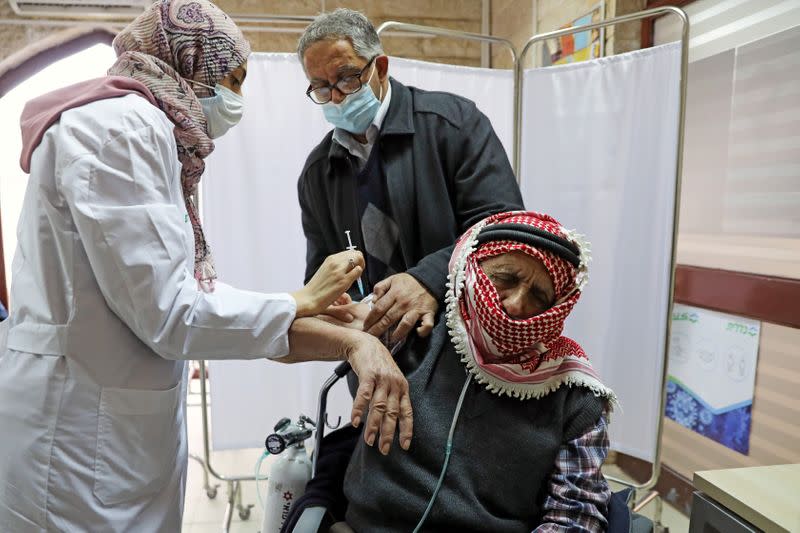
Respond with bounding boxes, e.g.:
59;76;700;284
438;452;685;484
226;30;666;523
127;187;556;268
289;211;618;533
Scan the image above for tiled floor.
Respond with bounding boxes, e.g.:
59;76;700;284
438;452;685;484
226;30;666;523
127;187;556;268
182;383;690;533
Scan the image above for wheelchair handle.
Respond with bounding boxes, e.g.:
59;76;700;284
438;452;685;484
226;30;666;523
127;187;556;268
334;361;351;378
313;362;351;477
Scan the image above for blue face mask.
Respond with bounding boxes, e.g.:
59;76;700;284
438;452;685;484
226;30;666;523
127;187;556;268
198;84;244;139
322;65;382;134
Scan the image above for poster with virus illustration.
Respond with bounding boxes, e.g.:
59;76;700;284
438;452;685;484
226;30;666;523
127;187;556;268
665;304;761;454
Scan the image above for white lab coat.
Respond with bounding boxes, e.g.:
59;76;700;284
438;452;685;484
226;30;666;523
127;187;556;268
0;94;296;532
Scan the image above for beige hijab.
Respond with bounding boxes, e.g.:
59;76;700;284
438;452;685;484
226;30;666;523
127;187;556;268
108;0;251;288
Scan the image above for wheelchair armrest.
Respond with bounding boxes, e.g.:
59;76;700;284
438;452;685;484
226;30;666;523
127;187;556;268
289;505;328;533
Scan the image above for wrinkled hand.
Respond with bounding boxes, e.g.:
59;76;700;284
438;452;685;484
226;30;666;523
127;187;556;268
363;273;438;343
292;251;364;318
319;302;369;329
346;332;413;454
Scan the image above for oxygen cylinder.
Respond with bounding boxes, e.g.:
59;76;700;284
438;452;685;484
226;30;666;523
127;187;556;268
260;444;312;533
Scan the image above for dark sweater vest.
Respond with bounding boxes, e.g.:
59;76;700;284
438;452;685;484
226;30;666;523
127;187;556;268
354;136;405;292
343;321;606;532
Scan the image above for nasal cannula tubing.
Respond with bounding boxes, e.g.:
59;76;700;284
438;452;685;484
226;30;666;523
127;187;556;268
412;373;472;532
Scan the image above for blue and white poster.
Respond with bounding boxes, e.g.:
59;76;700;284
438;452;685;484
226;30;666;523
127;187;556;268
665;304;761;454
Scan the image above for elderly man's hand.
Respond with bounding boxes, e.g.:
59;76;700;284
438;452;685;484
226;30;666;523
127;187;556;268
346;332;413;454
362;273;437;343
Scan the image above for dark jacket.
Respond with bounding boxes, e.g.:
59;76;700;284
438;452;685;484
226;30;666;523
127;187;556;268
343;320;607;532
298;78;524;301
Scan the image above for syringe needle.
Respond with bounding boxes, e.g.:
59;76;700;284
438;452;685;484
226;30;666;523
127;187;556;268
344;230;366;299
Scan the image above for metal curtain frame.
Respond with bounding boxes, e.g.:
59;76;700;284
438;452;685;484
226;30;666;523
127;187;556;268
190;359;257;531
376;20;517;64
514;6;690;495
375;21;520;175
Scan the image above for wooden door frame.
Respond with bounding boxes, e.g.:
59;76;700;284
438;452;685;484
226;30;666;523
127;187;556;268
641;0;698;48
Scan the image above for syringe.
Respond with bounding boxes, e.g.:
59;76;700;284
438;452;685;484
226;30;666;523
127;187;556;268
344;230;366;298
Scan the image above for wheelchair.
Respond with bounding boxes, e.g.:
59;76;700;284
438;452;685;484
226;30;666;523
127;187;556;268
280;361;659;533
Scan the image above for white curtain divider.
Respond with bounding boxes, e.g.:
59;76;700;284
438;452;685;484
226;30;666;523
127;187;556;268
519;42;682;461
203;53;336;451
202;53;514;450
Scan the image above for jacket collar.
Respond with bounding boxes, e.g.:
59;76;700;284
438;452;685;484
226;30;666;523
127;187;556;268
380;77;415;136
327;77;414;160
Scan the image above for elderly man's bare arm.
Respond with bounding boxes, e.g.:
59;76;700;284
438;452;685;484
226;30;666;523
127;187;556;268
279;316;412;454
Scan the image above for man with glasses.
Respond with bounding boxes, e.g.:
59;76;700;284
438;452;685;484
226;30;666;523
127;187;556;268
296;8;523;365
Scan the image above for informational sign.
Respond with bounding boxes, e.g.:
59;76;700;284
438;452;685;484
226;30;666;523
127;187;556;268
665;304;761;454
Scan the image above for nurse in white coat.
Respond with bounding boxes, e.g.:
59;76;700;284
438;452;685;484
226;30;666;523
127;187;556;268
0;1;413;531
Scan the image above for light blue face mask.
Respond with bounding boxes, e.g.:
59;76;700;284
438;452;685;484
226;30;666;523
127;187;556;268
322;65;382;134
196;83;244;139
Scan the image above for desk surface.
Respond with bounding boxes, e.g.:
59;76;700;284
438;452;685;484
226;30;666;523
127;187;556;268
694;464;800;533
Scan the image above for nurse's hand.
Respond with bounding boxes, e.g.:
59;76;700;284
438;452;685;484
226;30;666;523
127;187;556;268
347;332;413;455
292;251;365;318
319;301;369;328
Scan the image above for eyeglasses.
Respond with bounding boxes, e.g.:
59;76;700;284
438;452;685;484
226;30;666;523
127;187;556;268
305;57;377;105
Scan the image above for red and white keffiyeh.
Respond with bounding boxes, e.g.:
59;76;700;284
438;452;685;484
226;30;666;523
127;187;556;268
446;211;617;404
